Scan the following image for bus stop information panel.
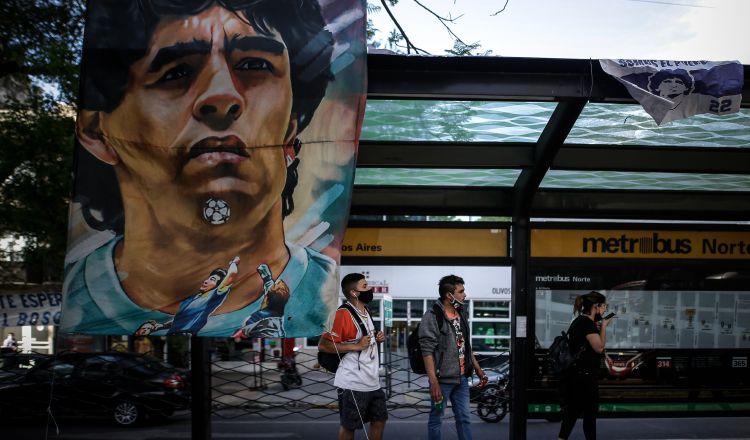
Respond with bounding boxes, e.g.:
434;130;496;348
529;226;750;417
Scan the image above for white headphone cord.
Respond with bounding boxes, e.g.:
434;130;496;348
329;322;372;440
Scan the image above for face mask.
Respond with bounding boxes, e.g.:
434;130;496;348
449;293;464;310
355;288;374;304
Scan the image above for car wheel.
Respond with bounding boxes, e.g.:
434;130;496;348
476;384;509;423
113;400;141;427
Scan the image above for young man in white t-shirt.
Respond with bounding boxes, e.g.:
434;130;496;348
319;273;387;440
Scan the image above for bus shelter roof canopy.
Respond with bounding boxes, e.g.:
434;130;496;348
354;54;750;221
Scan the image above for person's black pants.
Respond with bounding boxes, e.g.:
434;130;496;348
558;372;599;439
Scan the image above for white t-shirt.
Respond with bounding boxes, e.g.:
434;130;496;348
326;307;380;392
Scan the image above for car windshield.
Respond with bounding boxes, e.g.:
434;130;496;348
131;355;172;370
479;354;509;369
115;354;173;378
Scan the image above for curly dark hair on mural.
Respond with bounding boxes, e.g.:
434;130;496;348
647;69;694;98
75;0;335;233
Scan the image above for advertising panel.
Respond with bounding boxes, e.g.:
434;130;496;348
342;227;508;257
530;226;750;415
61;0;367;338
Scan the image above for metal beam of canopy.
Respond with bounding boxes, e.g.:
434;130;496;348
533;189;750;220
349;186;750;220
553;145;750;174
349;186;513;216
513;99;588;214
357;140;534;169
367;54;632;101
367;54;750;104
357;141;750;174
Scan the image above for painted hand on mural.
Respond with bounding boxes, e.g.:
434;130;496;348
233;265;291;341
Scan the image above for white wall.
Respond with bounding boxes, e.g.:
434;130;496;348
341;265;512;300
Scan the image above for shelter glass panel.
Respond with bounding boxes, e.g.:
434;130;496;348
472;322;510;337
392;299;424;319
540;170;750;191
354;168;522;186
362;100;557;142
472;338;509;352
473;301;510;319
567;103;750;148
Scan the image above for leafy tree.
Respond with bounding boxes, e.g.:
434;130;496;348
0;0;85;105
0;0;84;282
445;40;492;57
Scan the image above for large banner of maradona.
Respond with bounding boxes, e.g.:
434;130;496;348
61;0;367;338
600;59;744;125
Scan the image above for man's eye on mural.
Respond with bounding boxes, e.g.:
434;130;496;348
234;57;274;73
157;63;194;84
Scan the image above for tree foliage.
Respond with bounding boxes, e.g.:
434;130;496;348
0;1;84;282
0;0;85;105
445;40;492;57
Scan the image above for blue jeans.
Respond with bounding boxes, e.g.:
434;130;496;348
428;376;472;440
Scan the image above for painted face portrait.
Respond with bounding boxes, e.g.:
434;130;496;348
61;0;367;338
655;77;687;99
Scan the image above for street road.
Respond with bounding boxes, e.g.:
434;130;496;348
2;411;749;440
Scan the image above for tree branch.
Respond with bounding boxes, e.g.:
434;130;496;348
379;0;430;54
413;0;465;44
491;0;510;16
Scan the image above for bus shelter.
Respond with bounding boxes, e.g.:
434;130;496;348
353;54;750;439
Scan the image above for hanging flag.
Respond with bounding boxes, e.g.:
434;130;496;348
60;0;367;338
600;59;744;125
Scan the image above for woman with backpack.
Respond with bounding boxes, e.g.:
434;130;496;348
558;291;615;440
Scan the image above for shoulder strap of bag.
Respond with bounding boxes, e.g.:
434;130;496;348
431;303;445;331
340;302;369;338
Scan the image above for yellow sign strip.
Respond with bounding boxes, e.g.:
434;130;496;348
342;227;508;257
532;229;750;259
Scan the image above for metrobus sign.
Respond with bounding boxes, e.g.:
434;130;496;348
532;229;750;259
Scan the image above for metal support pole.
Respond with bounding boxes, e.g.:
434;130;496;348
508;99;586;440
191;336;211;440
510;218;530;439
384;329;392;398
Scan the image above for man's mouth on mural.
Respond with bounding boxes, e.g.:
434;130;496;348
188;135;249;164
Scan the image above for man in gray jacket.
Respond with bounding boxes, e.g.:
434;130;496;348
419;275;487;440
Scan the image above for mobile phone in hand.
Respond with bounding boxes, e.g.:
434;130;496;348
600;312;616;320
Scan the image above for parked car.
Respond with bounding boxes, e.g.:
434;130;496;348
0;351;189;426
0;352;48;382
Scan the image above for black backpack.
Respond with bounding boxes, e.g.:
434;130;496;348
548;330;582;375
407;303;445;374
318;302;372;373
